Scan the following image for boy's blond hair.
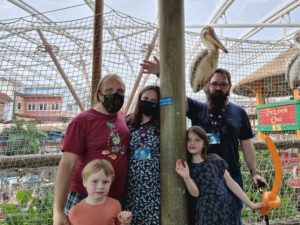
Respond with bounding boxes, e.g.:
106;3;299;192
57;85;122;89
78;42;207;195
82;159;115;182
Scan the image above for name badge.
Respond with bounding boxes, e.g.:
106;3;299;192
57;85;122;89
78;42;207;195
207;132;220;144
134;147;151;160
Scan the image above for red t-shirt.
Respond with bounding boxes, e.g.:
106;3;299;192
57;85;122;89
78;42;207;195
62;109;130;199
68;197;122;225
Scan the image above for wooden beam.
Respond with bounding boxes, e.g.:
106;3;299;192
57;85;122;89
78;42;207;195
91;0;104;106
0;153;62;170
252;139;300;150
255;81;266;140
36;29;85;112
124;29;159;114
159;0;187;224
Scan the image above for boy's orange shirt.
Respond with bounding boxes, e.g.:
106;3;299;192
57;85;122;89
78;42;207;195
68;197;121;225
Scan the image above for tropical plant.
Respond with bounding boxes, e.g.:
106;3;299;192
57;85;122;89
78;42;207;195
1;120;47;156
0;187;53;225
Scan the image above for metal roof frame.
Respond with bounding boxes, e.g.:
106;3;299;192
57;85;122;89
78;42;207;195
238;0;300;40
205;0;234;24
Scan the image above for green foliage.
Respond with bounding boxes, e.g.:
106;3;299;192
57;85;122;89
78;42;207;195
1;120;47;155
241;150;300;221
0;204;23;225
0;188;53;225
16;189;34;207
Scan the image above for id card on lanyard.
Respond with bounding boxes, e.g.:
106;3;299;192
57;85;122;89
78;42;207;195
134;128;151;160
207;111;223;145
207;132;220;144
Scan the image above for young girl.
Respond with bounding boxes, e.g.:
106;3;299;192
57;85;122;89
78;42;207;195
175;126;263;225
125;85;160;225
68;159;132;225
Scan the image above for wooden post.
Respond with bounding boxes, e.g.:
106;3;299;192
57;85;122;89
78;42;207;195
36;29;85;112
255;82;265;140
91;0;104;106
124;29;159;114
159;0;188;224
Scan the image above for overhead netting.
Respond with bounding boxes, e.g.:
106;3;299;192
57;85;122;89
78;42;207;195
0;6;299;225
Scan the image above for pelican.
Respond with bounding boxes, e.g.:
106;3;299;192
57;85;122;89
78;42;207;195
286;31;300;90
190;26;228;92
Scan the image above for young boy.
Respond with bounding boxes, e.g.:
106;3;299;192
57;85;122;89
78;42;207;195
68;159;132;225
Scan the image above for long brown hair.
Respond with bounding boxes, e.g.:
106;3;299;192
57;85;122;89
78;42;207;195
186;126;220;163
127;85;160;130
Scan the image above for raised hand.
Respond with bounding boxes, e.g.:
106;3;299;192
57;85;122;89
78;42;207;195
175;159;190;179
140;56;160;75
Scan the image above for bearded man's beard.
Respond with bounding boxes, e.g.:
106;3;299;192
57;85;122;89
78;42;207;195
207;91;229;113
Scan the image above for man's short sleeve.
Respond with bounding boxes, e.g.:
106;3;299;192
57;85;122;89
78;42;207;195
239;109;254;140
62;119;85;154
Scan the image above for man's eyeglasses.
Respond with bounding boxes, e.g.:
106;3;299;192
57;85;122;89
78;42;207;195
209;82;229;88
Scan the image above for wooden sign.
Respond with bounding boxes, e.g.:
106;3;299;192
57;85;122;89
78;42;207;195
256;100;300;131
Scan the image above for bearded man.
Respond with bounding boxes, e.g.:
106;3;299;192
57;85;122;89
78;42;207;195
187;68;261;184
187;68;265;223
141;57;266;224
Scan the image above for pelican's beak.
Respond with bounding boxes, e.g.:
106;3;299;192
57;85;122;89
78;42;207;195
205;32;228;53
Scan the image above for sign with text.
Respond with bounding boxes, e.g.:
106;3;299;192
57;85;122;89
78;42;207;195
257;100;300;131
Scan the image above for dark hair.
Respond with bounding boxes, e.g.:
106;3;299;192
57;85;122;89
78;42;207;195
127;85;160;130
186;126;220;163
207;68;232;85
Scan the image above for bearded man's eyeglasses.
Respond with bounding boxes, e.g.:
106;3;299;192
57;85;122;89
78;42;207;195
209;82;229;88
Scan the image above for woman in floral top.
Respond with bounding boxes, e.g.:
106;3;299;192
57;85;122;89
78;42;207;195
125;85;160;225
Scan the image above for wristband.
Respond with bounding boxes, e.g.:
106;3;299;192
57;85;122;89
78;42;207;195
250;168;260;176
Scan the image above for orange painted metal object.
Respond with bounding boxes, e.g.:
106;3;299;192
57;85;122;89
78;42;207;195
260;136;282;216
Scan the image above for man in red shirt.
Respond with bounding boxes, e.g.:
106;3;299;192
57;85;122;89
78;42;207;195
53;74;131;225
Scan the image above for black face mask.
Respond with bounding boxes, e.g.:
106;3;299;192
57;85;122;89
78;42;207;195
140;100;159;117
101;92;124;114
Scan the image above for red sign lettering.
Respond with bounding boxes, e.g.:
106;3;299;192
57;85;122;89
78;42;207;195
259;104;296;125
